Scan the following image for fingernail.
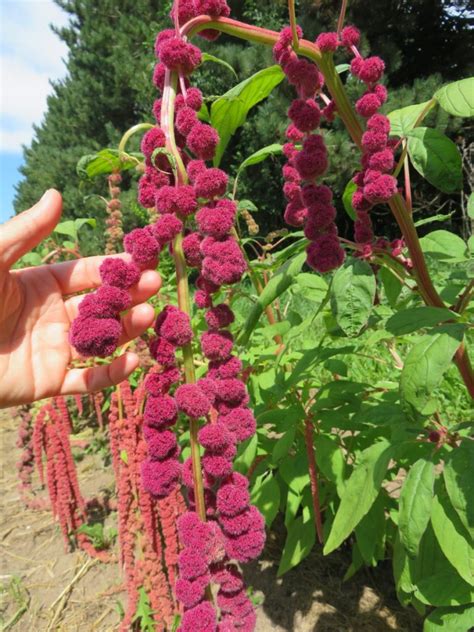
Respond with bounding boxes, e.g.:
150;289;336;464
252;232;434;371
40;189;53;201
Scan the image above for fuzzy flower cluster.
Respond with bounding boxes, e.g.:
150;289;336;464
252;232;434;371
70;257;141;357
274;27;345;274
141;305;194;499
313;26;398;249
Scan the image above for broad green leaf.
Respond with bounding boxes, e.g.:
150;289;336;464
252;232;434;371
399;458;435;557
75;218;96;233
468;193;474;219
251;474;280;528
435;78;474;117
330;258;376;337
444;441;474;540
314;434;346;496
400;324;465;418
324;440;392;554
342;179;357;220
420;229;468;261
279;452;310;496
406;127;462;193
335;63;350;73
77;148;142;179
284;346;354;391
278;514;315;576
423;605;474;631
18;252;42;267
355;493;386;565
238;251;306;345
211;65;285;165
201;52;238;78
415;570;474;607
388;101;434;136
54;220;78;241
272;427;296;464
237;199;258;213
379;266;402;307
431;490;474;587
386;306;455;336
237;143;283;175
233;434;258;474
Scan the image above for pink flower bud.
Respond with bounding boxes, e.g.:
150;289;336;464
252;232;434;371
196;377;218;404
144;428;178;460
363;174;398;203
306;234;345;273
356;92;382;118
367;113;391;134
178;548;210;581
368;149;395;172
315;32;339;52
361;130;388;153
216;482;250;517
201;330;234;361
140;127;166;158
187;159;207;183
156;185;197;216
174;575;208;608
145;367;181;396
141;457;181;497
153;63;166;91
284;200;307;227
159;37;202;75
196;200;236;238
220;505;265;537
202;452;235;478
175;383;212;419
186;87;204;111
215;379;248;407
219;407;256;443
194;168;228;199
150;336;177;367
198;423;233;452
183;232;203;267
70;317;121;358
224;528;266;563
155;305;193;347
341;25;360;47
187;123;220;160
123;228;160;266
99;258;141;289
205;304;235;330
152;214;183;244
144;394;178;428
179;601;217;632
288;98;321;132
208;356;242;380
358;56;385;84
176;106;198;136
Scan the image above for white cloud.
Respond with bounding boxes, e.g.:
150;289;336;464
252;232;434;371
0;0;69;152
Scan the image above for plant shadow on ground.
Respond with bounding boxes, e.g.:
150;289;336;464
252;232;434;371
244;516;423;632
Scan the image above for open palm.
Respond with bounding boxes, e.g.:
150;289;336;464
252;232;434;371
0;190;160;408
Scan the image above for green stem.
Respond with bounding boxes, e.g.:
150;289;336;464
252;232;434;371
162;71;207;522
288;0;300;50
180;17;474;395
118;123;154;154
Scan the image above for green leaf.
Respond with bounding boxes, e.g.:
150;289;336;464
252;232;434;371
237;199;258;213
434;78;474;117
18;252;42;267
388;101;434;136
444;441;474;541
201;52;238;78
330;259;376;337
279;452;310;496
468;193;474;220
278;514;315;576
423;605;474;631
379;266;402;307
272;427;296;464
324;440;392;554
355;493;386;565
75;218;96;233
314;434;346;496
335;63;350;73
413;212;454;228
406;127;462;193
251;474;280;528
233;434;258;474
415;570;474;607
54;220;78;241
431;489;474;587
399;458;435;557
342;179;357;220
386;306;455;336
237;143;283;176
211;65;285;165
400;324;465;418
420;230;468;261
238;251;306;345
77;148;141;179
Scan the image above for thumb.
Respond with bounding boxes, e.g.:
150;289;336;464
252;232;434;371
0;190;63;269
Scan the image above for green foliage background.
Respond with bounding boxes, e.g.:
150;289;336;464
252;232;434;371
13;0;474;254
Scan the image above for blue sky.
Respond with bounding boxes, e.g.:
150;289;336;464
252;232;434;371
0;0;68;225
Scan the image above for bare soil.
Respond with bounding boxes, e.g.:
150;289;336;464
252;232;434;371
0;409;422;631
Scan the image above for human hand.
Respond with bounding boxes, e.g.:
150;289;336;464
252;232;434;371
0;190;160;408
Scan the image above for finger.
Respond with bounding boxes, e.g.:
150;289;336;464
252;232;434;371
119;303;156;346
0;190;62;269
60;352;139;395
47;253;160;296
64;270;161;321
